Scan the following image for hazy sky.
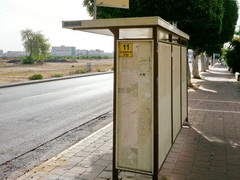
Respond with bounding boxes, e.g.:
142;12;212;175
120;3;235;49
0;0;240;53
0;0;114;52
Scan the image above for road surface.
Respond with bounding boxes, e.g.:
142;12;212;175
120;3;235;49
0;73;113;165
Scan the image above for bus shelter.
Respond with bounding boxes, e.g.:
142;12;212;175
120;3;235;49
62;16;189;180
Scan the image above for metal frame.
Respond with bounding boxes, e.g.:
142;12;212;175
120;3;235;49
181;44;189;124
153;26;159;180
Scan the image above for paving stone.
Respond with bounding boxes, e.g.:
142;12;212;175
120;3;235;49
84;154;101;163
24;176;42;180
164;156;178;164
205;172;228;180
167;152;180;159
189;172;206;180
75;151;92;157
193;160;210;167
94;178;107;180
104;164;112;171
78;160;95;168
101;154;112;161
86;165;106;174
178;155;194;163
37;174;60;180
174;162;193;175
50;167;68;176
79;171;99;179
162;162;176;170
58;172;79;180
171;173;190;180
67;166;87;175
60;160;79;170
159;168;173;177
191;163;209;175
94;159;111;166
61;152;76;158
97;171;112;179
68;156;85;163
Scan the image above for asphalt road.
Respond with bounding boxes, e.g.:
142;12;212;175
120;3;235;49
0;73;113;165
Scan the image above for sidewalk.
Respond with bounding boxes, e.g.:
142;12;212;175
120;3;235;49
159;64;240;180
17;64;240;180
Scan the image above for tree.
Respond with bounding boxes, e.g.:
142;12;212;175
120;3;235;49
177;0;224;78
21;29;51;64
83;0;226;82
221;0;238;44
225;37;240;73
205;0;238;68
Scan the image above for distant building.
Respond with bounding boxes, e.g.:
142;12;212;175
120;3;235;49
50;46;113;57
6;51;26;57
76;49;89;56
0;50;26;57
51;46;76;56
88;49;104;57
77;49;113;57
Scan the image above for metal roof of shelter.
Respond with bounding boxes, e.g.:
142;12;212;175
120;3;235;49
62;16;189;40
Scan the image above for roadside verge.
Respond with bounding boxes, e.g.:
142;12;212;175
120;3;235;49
0;71;113;88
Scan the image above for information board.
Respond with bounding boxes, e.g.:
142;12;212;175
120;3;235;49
116;40;153;174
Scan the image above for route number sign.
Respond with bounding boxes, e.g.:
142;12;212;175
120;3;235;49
119;43;133;57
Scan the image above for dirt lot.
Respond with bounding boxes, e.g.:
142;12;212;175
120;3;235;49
0;58;113;84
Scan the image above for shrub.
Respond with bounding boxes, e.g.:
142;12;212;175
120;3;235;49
29;74;43;80
21;56;35;64
52;74;63;77
75;69;86;74
224;37;240;73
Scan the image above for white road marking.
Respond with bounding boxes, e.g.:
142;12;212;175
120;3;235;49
22;93;54;100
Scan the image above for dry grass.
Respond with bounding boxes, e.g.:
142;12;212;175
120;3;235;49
0;59;113;84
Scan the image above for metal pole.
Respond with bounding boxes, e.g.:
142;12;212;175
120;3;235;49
110;28;119;180
94;0;97;19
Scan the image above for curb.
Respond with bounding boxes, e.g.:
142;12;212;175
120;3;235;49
0;71;113;88
16;122;113;180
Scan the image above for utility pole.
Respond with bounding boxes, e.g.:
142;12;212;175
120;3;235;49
94;0;97;19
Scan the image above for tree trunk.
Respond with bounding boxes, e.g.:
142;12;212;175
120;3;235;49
213;54;216;65
206;56;210;70
187;61;192;87
200;53;206;72
192;50;201;79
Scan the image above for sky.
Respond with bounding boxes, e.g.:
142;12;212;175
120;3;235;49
0;0;114;53
0;0;240;53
